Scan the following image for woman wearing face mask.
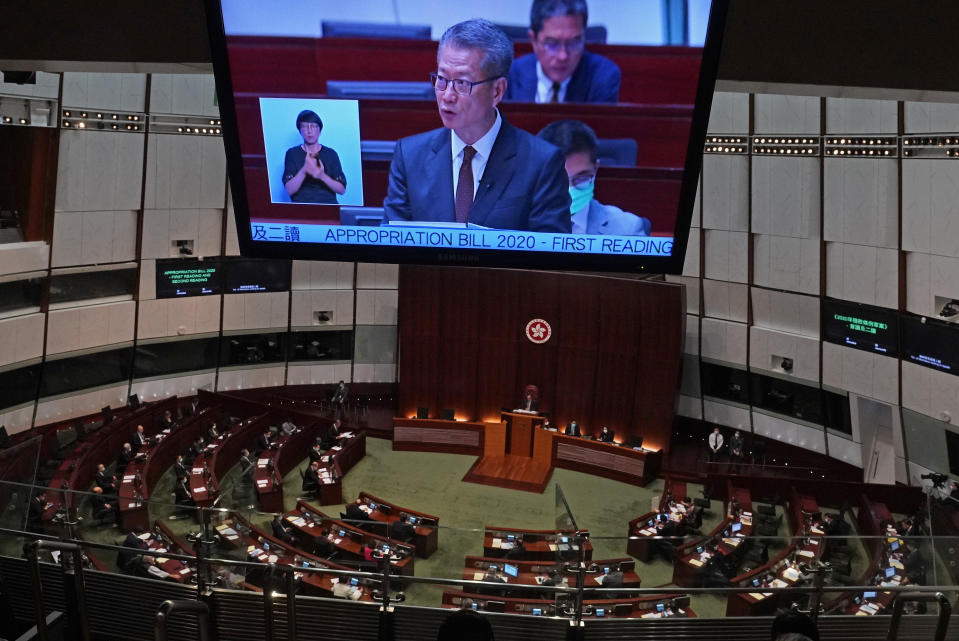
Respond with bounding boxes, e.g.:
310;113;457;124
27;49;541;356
537;119;650;236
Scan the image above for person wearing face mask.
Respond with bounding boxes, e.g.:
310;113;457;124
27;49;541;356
537;119;650;235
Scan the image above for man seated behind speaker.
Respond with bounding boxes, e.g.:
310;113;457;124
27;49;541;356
597;425;614;443
506;0;621;104
382;19;571;232
538;119;650;235
564;420;581;437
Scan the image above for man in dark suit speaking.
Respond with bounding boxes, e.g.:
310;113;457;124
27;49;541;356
383;19;571;233
506;0;621;104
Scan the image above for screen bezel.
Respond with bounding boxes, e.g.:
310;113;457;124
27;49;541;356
203;0;730;273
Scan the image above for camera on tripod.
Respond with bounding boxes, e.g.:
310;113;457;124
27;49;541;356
921;472;949;488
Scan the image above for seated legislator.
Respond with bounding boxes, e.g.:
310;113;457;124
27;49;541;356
184;436;205;466
90;486;116;522
117;532;152;575
207;422;220;442
95;463;118;494
174;475;194;507
172;455;188;480
182;397;200;418
131;425;147;453
345;498;372;524
282;110;346;204
272;514;295;543
538;120;650;235
158;409;176;431
255;429;273;454
308;442;324;464
505;0;621;103
597;425;614;443
115;442;136;470
302;461;321;496
390;513;416;543
564;420;581;437
238;448;255;484
321;419;343;450
382;19;571;233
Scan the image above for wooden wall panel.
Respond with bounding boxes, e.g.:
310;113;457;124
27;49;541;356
398;267;684;452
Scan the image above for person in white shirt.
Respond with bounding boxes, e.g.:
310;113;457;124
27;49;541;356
707;426;724;464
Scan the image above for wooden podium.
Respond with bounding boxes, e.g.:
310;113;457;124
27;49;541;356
462;411;553;492
501;411;545;457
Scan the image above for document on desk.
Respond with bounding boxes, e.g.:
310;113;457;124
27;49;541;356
688;558;703;567
138;532;152;540
798;549;815;558
748;592;767;600
257;459;269;468
473;572;485;581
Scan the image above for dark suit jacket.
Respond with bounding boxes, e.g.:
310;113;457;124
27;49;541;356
116;450;135;471
598;429;615;443
303;468;320;492
505;51;621;103
174;480;193;505
173;461;188;479
239;456;255;477
272;519;293;542
308;447;324;463
345;503;370;523
95;470;115;491
383;117;571;233
564;422;581;437
390;521;416;543
131;432;146;452
255;434;272;452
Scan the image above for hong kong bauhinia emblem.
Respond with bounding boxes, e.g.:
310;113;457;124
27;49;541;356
525;319;551;344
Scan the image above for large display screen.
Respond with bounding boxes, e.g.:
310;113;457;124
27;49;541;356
901;314;959;374
822;298;898;357
204;0;729;272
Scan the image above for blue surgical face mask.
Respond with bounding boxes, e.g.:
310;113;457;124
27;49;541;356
569;182;594;214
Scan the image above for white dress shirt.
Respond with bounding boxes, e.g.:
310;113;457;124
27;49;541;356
709;432;724;451
535;62;571;103
451;110;503;203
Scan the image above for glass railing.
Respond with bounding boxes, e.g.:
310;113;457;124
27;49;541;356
2;476;958;626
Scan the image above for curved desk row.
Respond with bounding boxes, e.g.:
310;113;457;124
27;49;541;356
357;491;438;558
627;477;687;562
463;556;640;594
254;419;326;512
483;527;593;563
286;500;415;577
41;397;179;527
216;512;374;600
442;591;694;619
672;483;753;588
118;407;217;531
190;413;271;509
725;489;825;617
309;429;367;506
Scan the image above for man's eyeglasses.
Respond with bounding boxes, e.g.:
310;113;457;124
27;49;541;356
430;73;501;96
299;122;320;131
541;37;585;56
